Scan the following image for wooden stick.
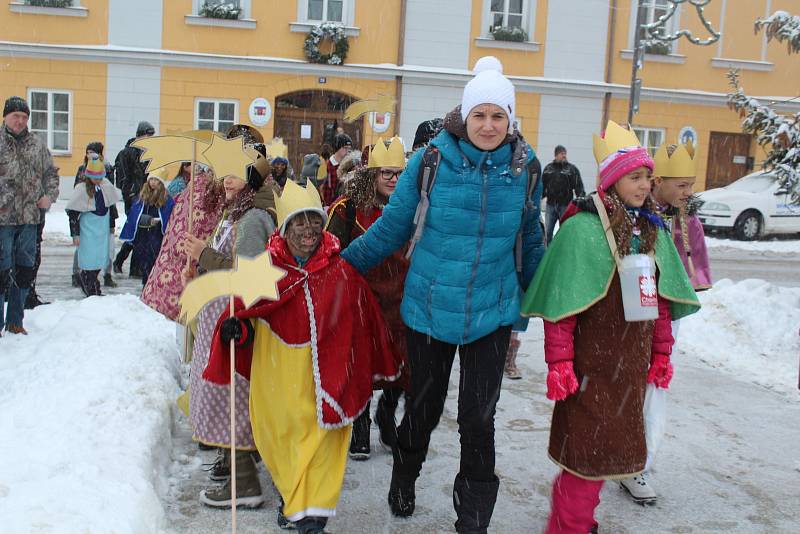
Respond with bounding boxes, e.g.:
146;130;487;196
183;140;198;361
229;292;237;532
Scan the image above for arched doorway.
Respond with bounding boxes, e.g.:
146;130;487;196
274;90;363;170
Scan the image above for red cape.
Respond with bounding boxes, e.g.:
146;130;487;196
203;231;402;428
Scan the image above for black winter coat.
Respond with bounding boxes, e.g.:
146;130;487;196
115;137;148;202
542;160;584;206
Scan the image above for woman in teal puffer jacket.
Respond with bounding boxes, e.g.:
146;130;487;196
341;56;544;534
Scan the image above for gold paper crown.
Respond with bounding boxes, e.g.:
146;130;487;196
653;141;696;178
275;179;327;235
592;120;644;165
267;138;289;160
367;137;406;169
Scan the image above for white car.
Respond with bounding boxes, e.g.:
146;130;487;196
697;172;800;240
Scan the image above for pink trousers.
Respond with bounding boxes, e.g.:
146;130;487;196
546;470;604;534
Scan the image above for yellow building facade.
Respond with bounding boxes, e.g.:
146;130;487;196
0;0;797;191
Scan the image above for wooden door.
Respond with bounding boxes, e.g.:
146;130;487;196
274;91;363;170
705;132;752;189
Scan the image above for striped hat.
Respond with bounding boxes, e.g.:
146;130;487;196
84;155;106;181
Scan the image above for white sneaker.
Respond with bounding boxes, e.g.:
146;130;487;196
619;473;657;505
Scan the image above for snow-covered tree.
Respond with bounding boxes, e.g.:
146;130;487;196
727;11;800;204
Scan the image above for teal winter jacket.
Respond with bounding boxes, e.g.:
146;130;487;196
341;128;544;345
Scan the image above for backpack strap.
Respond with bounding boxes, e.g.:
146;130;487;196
515;157;540;285
343;197;357;248
405;146;441;260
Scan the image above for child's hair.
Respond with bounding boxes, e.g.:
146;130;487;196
85;180;96;199
140;178;168;208
604;190;659;257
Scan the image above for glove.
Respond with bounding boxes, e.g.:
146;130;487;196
546;360;580;401
220;317;253;347
647;353;673;389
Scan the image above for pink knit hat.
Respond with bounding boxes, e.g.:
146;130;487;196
597;147;654;193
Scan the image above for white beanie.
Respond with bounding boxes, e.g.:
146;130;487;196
460;56;516;133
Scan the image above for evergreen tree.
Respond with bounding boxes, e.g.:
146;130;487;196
727;11;800;204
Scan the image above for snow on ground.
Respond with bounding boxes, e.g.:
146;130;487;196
705;236;800;255
679;278;800;396
0;295;181;534
2;277;798;532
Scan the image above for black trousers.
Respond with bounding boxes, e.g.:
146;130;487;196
393;325;511;533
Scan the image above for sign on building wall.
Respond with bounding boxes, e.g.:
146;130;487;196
369;111;392;133
679;126;698;146
249;97;272;127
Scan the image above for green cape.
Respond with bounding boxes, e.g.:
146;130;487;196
521;211;700;321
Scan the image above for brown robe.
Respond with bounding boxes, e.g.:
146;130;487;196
548;275;652;480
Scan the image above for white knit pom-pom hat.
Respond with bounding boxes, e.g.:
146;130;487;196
460;56;516;133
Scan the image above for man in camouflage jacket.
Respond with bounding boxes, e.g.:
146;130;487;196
0;96;59;335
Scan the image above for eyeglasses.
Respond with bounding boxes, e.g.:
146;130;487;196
380;169;401;180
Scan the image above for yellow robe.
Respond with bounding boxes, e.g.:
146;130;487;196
249;321;351;521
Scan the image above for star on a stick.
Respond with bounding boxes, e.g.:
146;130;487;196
178;251;287;324
201;134;256;181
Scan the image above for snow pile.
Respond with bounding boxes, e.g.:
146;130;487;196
0;295;180;533
705;236;800;254
678;279;800;396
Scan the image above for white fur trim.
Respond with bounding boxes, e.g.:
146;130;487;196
285;507;337;522
279;208;328;236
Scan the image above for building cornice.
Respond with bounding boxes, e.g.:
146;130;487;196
2;40;799;112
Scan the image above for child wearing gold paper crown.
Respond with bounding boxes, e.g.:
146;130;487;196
326;137;411;461
618;140;713;505
204;180;402;534
520;121;700;533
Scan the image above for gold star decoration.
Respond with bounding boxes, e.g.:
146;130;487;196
178;251;287;324
201;134;255;181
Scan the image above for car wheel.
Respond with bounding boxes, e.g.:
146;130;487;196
733;210;762;240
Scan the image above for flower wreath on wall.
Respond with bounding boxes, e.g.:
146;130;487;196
304;22;349;65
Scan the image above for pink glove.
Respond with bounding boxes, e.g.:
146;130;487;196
546;360;579;401
647;353;674;389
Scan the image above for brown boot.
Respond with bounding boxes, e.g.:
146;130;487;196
504;333;522;380
199;450;265;508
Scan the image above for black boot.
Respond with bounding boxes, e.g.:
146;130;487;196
374;389;400;450
72;274;81;287
388;459;416;518
349;408;371;461
452;473;500;534
295;516;328;534
103;273;117;288
24;291;46;309
80;270;102;297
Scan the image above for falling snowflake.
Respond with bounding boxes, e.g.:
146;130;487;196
639;275;657;297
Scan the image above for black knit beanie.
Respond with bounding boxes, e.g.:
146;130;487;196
3;96;30;117
136;121;155;137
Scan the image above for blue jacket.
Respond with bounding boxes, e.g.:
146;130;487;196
342;129;544;345
120;196;175;242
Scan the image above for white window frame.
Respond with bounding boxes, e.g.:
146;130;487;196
632;126;665;157
192;0;252;19
195;98;239;133
297;0;355;25
480;0;537;40
27;88;72;155
628;0;681;54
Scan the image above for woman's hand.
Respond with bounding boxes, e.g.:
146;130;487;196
181;234;206;262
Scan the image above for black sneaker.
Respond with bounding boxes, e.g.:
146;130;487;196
388;484;415;517
277;497;296;530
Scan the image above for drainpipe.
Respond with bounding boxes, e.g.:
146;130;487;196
602;0;618;127
394;0;407;137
